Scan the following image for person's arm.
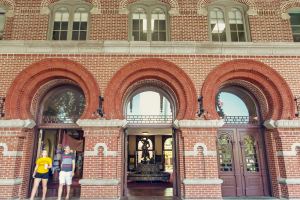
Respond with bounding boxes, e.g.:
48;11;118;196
48;158;53;168
72;159;75;176
32;164;39;178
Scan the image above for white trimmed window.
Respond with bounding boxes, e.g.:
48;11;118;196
48;0;92;40
207;2;250;42
128;0;170;41
288;8;300;42
0;5;9;40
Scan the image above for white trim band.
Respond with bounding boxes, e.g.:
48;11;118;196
182;178;223;185
76;119;128;128
174;120;224;128
183;143;217;156
0;119;36;129
0;178;22;185
0;143;23;156
84;143;118;156
264;120;300;129
79;178;120;185
278;178;300;184
276;143;300;156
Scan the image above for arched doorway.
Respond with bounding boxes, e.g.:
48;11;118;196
32;85;86;198
216;86;270;197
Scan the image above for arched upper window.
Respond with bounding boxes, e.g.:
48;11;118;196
206;2;250;42
40;87;86;124
0;5;9;40
288;8;300;42
48;0;92;41
128;0;170;41
215;87;258;124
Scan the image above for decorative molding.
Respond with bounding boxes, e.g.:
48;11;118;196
0;119;36;129
84;143;118;156
119;8;129;14
76;119;128;128
168;8;179;15
2;41;300;56
183;143;216;156
40;7;50;15
79;178;120;185
0;143;23;156
178;120;224;128
197;8;207;16
278;178;300;184
276;143;300;156
90;7;101;14
264;120;300;129
281;12;291;19
246;8;258;16
182;178;223;185
5;10;14;17
0;178;22;185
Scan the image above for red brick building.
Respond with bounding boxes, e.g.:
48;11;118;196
0;0;300;199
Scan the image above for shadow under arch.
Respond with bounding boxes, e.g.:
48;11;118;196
104;58;198;120
5;58;100;120
201;59;294;121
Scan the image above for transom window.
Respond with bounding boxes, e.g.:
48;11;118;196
207;2;250;42
289;9;300;42
48;0;91;41
128;0;170;41
0;5;9;40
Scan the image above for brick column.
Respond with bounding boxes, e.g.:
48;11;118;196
175;120;224;200
0;119;36;200
264;120;300;200
77;119;127;200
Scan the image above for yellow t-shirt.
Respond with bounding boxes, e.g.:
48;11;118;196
36;157;52;174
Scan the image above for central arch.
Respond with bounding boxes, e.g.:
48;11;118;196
104;58;198;120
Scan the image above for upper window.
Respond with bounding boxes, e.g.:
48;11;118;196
48;0;92;41
128;0;170;41
0;5;9;40
288;9;300;42
206;2;250;42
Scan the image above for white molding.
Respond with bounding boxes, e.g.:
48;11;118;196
182;178;223;185
0;178;22;185
276;143;300;156
197;8;208;16
0;143;23;156
264;120;300;129
183;143;216;156
278;178;300;184
168;8;179;15
90;7;101;14
178;120;224;128
0;119;36;129
76;119;128;128
2;41;300;56
40;7;50;15
246;9;258;16
5;10;15;17
84;143;118;156
79;178;120;185
281;13;291;20
119;8;129;14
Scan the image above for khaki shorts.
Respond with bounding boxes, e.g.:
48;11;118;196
59;171;72;185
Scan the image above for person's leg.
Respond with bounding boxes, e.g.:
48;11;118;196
58;184;64;200
41;178;48;198
65;172;72;199
66;185;70;199
58;172;65;200
30;178;42;200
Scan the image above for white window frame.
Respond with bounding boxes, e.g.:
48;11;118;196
206;1;251;42
47;0;92;40
288;7;300;42
128;0;171;41
0;4;9;40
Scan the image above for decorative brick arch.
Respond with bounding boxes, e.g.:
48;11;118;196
41;0;101;9
197;0;256;10
119;0;178;10
5;59;100;120
0;0;16;11
104;58;197;120
202;59;294;121
280;0;300;15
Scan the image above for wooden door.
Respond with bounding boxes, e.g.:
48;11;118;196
217;128;269;197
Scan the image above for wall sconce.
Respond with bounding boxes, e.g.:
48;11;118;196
97;95;104;117
143;132;148;135
0;97;5;117
295;97;300;117
197;95;205;117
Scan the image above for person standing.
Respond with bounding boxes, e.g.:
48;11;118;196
58;145;75;200
30;149;52;200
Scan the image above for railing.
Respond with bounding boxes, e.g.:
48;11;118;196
126;115;173;124
42;115;80;124
221;116;258;124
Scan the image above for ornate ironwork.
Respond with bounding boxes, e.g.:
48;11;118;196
42;115;80;124
0;97;5;117
197;95;205;117
294;97;300;117
218;135;233;172
244;135;259;172
126;115;172;124
97;95;104;117
221;116;258;124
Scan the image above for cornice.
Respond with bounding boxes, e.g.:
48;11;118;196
175;120;225;128
0;119;36;129
264;120;300;129
0;178;22;185
76;119;128;128
278;178;300;184
182;178;223;185
1;41;300;56
79;178;120;185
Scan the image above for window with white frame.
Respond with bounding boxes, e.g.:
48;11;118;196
128;0;170;41
0;5;8;40
48;0;92;41
288;9;300;42
207;2;250;42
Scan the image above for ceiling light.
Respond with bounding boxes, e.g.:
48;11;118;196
143;132;148;135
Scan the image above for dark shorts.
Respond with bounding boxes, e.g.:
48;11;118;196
35;172;49;179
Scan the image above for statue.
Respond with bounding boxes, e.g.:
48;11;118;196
141;139;150;163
